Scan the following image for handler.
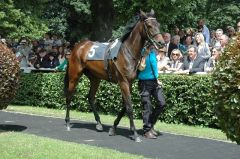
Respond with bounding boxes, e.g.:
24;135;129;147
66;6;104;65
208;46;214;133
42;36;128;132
137;45;166;139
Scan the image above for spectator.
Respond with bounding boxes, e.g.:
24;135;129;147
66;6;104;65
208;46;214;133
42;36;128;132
52;34;63;47
162;32;171;56
34;48;48;69
44;33;53;51
214;29;223;48
210;30;217;49
16;39;31;67
197;19;210;44
179;29;186;44
165;49;183;72
184;35;193;49
58;46;67;65
194;32;211;61
226;26;236;41
185;27;195;38
179;45;205;74
220;34;229;52
43;52;60;68
205;47;221;73
157;48;169;72
168;35;187;57
173;25;180;35
55;49;71;71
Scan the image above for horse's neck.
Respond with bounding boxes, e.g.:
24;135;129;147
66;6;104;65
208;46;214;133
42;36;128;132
124;22;146;60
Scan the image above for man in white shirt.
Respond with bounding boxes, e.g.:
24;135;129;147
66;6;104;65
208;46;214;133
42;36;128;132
163;32;171;56
180;45;205;74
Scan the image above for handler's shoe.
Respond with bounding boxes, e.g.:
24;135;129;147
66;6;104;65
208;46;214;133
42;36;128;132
144;131;157;139
150;128;159;136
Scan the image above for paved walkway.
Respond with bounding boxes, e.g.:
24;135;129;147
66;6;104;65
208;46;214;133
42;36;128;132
0;110;239;159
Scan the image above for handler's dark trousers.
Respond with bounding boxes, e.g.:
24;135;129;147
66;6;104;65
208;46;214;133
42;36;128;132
138;80;165;133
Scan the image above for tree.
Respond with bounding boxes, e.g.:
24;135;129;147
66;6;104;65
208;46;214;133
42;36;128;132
0;0;49;39
90;0;114;41
212;33;240;144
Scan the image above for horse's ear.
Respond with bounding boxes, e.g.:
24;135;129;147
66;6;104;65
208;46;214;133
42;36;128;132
139;10;147;21
150;9;155;16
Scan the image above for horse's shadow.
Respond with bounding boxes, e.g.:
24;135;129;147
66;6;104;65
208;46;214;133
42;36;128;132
70;122;144;141
0;124;27;132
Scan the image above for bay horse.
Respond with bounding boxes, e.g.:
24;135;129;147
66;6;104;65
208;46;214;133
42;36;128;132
64;10;164;142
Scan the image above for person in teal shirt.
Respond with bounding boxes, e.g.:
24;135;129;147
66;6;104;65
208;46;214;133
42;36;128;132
138;46;165;139
55;51;71;71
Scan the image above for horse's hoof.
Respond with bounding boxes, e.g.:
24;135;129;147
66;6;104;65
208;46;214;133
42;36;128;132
66;126;71;131
96;123;103;131
135;136;142;143
109;127;116;136
130;127;134;131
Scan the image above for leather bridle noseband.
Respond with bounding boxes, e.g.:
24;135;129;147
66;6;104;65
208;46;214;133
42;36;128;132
143;18;165;50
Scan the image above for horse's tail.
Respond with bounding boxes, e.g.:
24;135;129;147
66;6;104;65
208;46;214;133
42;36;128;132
64;64;69;97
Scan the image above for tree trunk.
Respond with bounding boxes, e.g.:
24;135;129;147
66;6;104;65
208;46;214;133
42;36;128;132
90;0;114;42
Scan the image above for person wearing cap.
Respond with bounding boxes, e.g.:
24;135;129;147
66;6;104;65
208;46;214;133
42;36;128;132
137;44;166;139
16;39;31;67
55;50;71;71
156;47;169;73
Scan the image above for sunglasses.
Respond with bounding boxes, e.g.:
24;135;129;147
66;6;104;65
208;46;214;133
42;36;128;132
172;53;179;56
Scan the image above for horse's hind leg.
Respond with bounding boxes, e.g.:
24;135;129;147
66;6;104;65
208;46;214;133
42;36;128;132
109;103;126;136
87;77;103;131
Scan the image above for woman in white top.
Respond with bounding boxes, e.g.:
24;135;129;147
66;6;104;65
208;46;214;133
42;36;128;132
165;49;183;72
195;32;211;61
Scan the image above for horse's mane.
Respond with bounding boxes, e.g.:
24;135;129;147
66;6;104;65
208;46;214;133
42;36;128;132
120;15;140;42
120;11;155;42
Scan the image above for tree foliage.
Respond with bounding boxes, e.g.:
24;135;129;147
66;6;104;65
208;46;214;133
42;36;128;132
0;0;49;39
212;33;240;144
1;0;240;42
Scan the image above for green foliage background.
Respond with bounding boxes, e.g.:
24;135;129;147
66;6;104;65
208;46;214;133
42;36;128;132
12;73;217;128
212;33;240;144
1;0;240;41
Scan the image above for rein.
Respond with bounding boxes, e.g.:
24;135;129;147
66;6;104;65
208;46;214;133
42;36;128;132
143;18;165;50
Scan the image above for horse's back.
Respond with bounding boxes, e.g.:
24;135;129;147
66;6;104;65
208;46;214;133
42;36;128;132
70;40;115;81
72;40;93;60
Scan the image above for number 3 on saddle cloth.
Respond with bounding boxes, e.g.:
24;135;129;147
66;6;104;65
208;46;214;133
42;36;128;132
86;39;122;80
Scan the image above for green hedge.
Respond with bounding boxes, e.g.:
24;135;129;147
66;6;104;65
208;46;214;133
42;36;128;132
12;73;218;128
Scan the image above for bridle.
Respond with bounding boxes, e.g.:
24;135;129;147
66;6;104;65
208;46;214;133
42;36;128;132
143;17;165;50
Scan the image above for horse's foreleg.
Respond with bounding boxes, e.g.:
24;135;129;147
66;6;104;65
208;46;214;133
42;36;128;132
116;81;141;142
87;78;103;131
65;96;72;131
65;78;79;131
65;65;83;131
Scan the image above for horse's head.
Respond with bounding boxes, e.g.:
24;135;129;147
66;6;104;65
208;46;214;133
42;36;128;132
140;9;165;50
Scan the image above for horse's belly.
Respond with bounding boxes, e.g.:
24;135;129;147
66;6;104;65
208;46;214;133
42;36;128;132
85;61;117;82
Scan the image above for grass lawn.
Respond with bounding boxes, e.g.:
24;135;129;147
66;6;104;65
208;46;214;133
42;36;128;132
6;105;229;142
0;132;148;159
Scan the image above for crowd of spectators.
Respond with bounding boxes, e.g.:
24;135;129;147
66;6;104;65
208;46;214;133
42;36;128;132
0;33;71;72
1;20;240;74
157;19;240;74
